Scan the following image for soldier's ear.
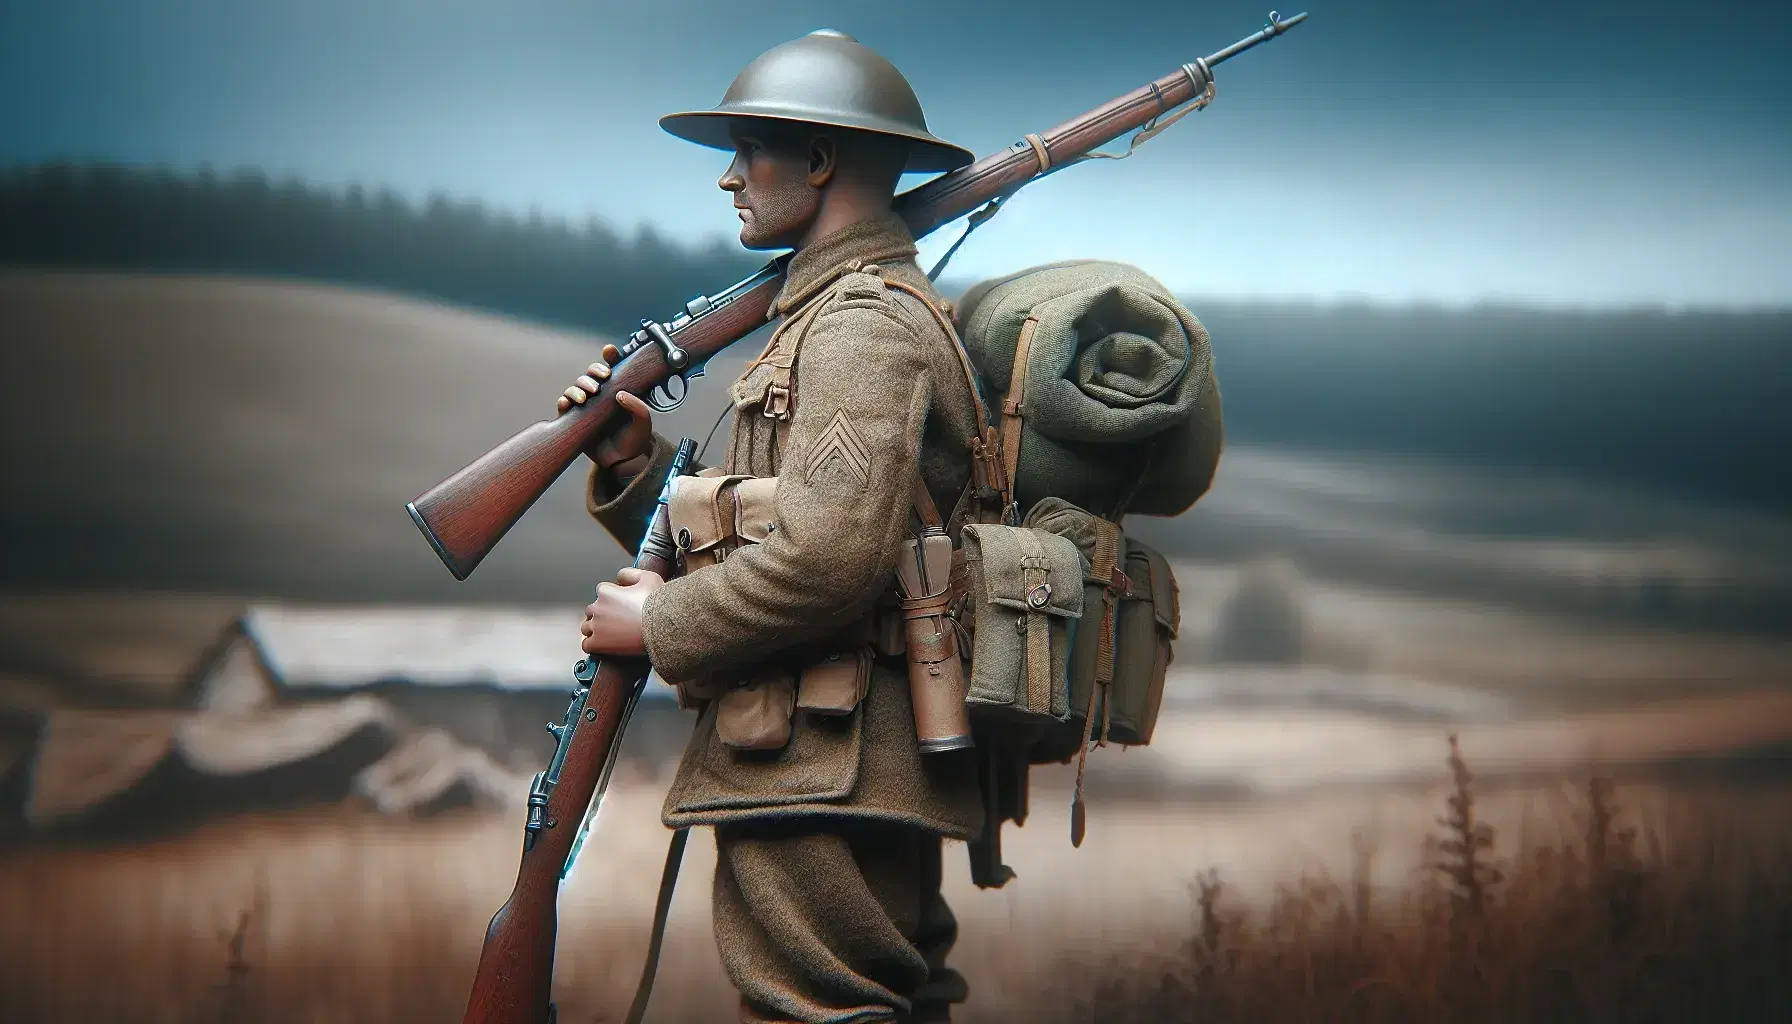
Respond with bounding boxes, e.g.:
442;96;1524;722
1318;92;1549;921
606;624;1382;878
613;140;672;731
805;135;837;189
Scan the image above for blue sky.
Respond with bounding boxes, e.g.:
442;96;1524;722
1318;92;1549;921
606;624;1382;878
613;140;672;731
2;0;1788;308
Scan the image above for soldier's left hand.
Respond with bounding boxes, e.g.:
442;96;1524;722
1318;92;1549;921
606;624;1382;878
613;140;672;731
580;567;663;657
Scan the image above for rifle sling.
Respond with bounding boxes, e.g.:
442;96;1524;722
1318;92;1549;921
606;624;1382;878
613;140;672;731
624;825;691;1024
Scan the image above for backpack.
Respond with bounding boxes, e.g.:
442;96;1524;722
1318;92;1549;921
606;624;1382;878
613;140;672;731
941;260;1218;863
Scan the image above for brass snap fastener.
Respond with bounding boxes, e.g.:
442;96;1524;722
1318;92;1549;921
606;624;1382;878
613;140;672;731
676;527;691;549
1027;583;1052;609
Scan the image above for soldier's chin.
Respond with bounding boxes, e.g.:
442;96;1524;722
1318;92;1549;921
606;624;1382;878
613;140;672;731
737;219;785;251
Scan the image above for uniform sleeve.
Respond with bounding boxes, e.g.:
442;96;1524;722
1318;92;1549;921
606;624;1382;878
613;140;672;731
585;431;705;554
639;296;931;682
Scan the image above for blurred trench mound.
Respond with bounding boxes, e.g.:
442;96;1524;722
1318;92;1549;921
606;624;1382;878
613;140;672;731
9;698;522;836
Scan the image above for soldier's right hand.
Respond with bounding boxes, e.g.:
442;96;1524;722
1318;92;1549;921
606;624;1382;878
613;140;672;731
556;359;655;472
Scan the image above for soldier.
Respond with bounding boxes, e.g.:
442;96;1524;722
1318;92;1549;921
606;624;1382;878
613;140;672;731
565;30;986;1024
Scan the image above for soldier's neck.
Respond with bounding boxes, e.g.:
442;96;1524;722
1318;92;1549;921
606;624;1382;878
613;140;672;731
796;191;895;252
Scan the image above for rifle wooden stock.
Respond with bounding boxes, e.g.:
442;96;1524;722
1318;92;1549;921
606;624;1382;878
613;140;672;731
460;651;649;1024
407;276;777;579
409;13;1305;580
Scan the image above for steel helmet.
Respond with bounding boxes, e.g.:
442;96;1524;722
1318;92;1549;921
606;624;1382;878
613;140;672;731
659;29;973;174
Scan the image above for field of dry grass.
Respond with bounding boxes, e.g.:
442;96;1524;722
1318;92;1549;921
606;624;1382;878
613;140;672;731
1;736;1788;1023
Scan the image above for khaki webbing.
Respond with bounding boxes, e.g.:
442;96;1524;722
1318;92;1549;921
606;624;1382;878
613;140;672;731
912;476;943;529
1000;316;1039;495
1018;529;1052;715
882;277;1010;527
882;279;992;440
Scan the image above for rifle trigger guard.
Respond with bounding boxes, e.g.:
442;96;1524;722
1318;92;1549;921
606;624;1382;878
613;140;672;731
647;372;692;412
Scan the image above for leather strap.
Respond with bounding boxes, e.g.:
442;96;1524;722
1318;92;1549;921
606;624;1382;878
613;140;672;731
1089;519;1125;747
881;277;1012;528
1069;670;1099;849
1017;529;1053;716
882;279;992;439
1000;316;1039;497
624;722;699;1024
912;475;943;529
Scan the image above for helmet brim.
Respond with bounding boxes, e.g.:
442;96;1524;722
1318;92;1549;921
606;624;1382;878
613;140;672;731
659;109;975;174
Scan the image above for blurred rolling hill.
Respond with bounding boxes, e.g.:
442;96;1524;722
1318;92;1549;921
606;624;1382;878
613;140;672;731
0;270;754;604
5;162;1787;517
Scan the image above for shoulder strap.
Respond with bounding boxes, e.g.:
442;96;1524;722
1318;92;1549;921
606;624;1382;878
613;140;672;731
999;315;1040;499
753;298;828;423
881;279;991;438
881;277;1013;529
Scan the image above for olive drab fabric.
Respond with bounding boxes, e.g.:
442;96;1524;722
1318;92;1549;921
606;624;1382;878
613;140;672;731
1020;498;1182;763
958;522;1085;722
712;818;965;1024
955;260;1223;519
587;212;982;836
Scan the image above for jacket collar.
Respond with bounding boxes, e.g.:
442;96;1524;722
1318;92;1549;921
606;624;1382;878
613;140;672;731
771;212;920;317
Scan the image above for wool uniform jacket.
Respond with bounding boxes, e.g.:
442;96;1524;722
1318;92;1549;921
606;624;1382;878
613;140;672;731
587;213;984;837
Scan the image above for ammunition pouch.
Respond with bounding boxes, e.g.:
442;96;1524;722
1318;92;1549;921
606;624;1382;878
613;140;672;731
664;469;877;746
958;522;1085;723
714;665;797;751
668;469;779;575
1021;498;1180;763
710;646;874;752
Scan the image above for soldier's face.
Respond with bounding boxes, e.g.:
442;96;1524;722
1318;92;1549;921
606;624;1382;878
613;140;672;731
719;129;824;250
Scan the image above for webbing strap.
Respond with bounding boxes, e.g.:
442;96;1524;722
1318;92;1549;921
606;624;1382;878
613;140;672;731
623;825;690;1023
882;278;1011;528
1017;529;1053;716
1090;520;1124;747
1000;316;1039;495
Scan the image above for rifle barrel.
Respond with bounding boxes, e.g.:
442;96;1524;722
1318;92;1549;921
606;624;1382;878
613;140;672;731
1208;11;1307;67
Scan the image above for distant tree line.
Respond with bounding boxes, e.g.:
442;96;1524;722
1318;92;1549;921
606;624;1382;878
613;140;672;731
3;161;1787;519
0;162;763;333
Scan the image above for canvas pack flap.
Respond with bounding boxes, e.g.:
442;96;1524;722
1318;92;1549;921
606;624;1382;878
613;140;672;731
1126;539;1181;635
732;476;780;545
668;473;753;555
963;524;1084;620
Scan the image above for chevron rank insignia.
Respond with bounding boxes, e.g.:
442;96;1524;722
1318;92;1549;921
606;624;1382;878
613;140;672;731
806;409;871;488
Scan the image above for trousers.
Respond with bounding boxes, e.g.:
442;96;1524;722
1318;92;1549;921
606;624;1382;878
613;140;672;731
711;817;967;1024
